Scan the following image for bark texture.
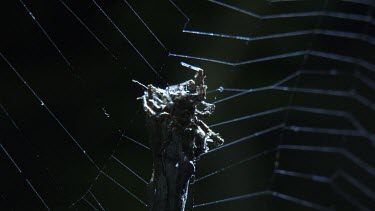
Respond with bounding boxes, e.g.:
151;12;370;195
146;115;195;211
135;63;224;211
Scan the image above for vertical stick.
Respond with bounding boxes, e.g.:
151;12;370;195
134;64;224;211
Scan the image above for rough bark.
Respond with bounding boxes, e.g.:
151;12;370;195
134;63;224;211
146;115;195;211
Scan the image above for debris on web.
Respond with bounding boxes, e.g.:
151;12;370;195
133;62;224;159
134;62;224;211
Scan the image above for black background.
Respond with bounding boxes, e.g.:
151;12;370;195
1;0;375;210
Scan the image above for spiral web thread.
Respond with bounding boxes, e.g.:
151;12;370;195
1;0;374;210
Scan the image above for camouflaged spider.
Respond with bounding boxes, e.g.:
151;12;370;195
133;62;223;158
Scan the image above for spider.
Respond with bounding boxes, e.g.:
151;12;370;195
133;62;224;159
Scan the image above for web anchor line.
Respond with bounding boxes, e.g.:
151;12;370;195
58;0;118;61
90;0;168;85
71;170;148;209
2;52;151;208
122;0;168;51
169;50;375;73
201;126;375;177
183;28;375;46
70;128;149;208
120;134;150;151
19;0;141;154
8;3;160;207
208;0;375;26
196;148;375;205
89;190;106;211
0;143;51;211
195;147;374;210
82;197;99;211
69;165;105;208
209;105;375;144
111;155;148;184
18;0;72;68
210;69;375;115
0;52;99;170
101;172;148;207
0;103;77;207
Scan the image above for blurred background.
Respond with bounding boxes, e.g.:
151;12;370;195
1;0;374;210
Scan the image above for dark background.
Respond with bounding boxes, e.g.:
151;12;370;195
1;0;374;210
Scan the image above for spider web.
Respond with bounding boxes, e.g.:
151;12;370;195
1;0;374;210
